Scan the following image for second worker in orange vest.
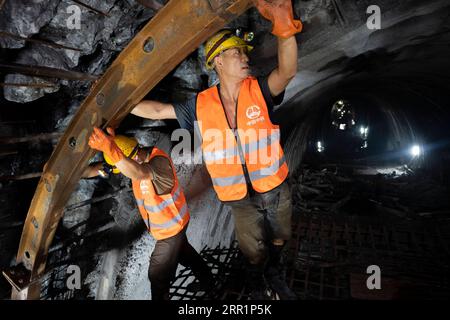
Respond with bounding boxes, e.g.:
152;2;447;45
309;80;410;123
131;0;301;300
85;127;214;300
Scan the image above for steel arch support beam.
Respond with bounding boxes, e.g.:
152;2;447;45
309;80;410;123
7;0;252;300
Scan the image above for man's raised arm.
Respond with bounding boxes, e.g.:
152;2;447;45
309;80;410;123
254;0;302;96
268;36;298;97
88;127;154;181
131;100;177;120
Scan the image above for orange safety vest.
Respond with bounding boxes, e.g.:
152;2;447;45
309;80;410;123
132;147;189;240
196;76;289;201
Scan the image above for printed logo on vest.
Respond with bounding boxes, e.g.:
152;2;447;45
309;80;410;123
140;180;151;195
246;105;261;120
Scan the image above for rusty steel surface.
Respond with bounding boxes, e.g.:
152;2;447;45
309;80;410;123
10;0;252;299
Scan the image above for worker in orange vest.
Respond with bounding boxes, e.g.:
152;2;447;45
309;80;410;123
131;0;301;299
84;127;213;300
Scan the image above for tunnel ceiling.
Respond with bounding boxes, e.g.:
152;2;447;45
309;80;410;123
1;0;449;155
1;0;450;300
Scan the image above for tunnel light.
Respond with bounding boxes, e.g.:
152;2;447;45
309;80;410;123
410;145;421;157
360;126;369;138
331;100;355;130
317;141;324;153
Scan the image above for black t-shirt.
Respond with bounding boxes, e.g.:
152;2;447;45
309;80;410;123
173;76;285;131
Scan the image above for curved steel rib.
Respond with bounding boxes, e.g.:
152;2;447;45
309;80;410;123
5;0;252;300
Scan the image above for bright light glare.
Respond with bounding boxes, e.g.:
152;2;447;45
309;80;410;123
360;126;369;136
410;145;421;157
317;141;324;153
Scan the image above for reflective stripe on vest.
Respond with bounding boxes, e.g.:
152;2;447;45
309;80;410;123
203;130;280;163
142;203;189;229
132;147;189;240
249;155;286;182
196;77;289;201
142;185;181;213
211;172;246;187
211;155;286;187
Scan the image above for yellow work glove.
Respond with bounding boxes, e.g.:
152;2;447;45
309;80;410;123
254;0;303;39
88;127;124;164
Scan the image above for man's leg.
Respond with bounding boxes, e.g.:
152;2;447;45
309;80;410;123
148;231;184;300
178;232;214;291
229;196;274;299
263;180;297;300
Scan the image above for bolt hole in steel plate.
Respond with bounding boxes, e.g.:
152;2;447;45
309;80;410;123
143;37;154;53
69;137;77;148
31;217;39;229
96;93;105;106
44;178;52;192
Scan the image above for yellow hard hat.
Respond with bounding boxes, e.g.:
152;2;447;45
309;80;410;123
205;29;253;70
104;135;139;174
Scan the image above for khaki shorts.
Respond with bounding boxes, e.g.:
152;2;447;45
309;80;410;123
227;180;293;264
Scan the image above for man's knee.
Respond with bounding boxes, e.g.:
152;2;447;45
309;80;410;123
274;188;293;240
241;239;267;265
149;249;175;283
272;238;285;246
148;264;160;282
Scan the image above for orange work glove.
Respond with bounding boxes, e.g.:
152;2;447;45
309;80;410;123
88;127;124;164
253;0;303;39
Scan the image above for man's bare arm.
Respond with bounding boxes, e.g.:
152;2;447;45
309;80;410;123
267;36;298;97
184;165;212;201
81;158;154;181
81;162;103;178
115;157;154;181
131;100;177;120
